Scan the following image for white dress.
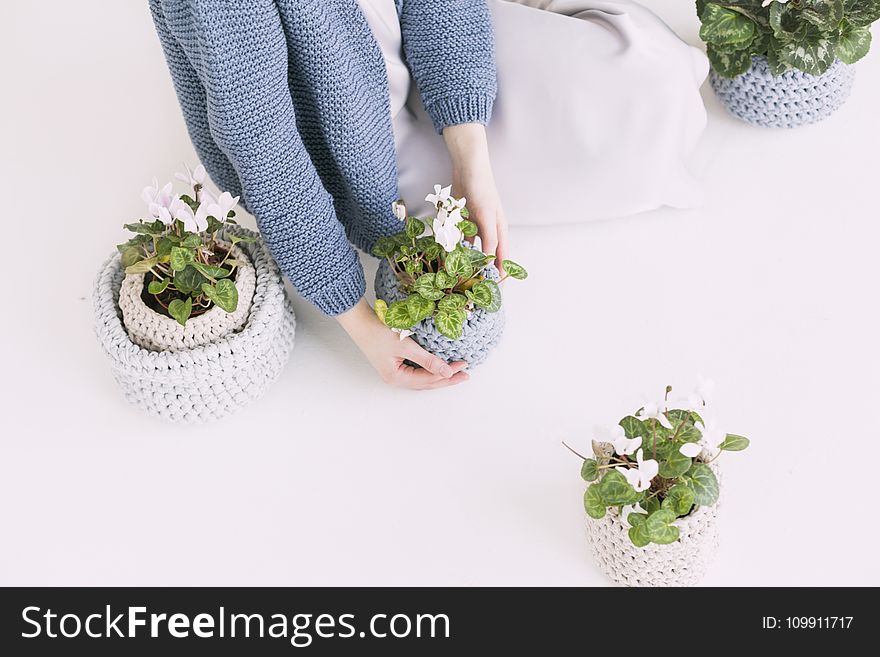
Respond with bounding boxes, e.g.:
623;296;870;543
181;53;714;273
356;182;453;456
357;0;709;225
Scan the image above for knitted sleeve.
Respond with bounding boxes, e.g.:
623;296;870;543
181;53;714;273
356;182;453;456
148;0;246;213
148;0;366;316
399;0;498;133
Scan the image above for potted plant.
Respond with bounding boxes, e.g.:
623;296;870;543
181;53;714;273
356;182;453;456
93;164;296;422
372;185;527;367
697;0;880;127
566;382;750;586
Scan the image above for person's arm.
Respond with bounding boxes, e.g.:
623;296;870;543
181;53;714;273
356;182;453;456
152;0;364;316
399;1;508;269
150;0;465;388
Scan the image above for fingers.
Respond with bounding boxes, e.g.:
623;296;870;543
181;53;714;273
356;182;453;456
397;365;470;390
402;340;457;378
495;207;509;276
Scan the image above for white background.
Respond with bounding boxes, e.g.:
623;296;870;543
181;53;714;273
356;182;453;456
1;1;878;586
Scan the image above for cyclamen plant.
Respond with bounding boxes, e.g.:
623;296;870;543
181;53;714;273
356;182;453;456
697;0;880;77
371;185;527;340
117;164;256;326
567;382;750;548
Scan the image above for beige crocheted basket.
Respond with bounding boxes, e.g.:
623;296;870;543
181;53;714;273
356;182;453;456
118;242;255;352
94;227;296;423
586;461;721;587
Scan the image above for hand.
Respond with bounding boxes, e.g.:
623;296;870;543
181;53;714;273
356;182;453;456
442;123;509;273
336;299;470;390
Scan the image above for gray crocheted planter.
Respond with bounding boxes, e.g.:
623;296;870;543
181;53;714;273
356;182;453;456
374;259;505;368
93;227;296;423
585;460;722;587
710;56;855;128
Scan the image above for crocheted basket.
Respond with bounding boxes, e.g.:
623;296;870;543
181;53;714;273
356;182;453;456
118;241;256;352
374;259;505;367
709;56;855;128
93;227;296;423
585;461;721;587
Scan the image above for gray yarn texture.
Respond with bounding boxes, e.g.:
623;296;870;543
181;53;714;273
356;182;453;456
710;56;855;128
375;259;505;368
93;227;296;423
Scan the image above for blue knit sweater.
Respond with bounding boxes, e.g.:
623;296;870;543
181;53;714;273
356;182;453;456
148;0;497;315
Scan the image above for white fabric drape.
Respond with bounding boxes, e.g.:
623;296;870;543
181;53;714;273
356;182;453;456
357;0;709;225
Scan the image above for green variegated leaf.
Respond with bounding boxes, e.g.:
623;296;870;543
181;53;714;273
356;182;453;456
619;415;648;439
777;31;838;75
413;273;445;301
598;469;641;506
434;308;466;340
371;236;397;259
837;20;872;64
458;219;478;237
501;260;528;280
581;459;599;482
466;282;493;309
642;495;661;515
719;433;751;451
384;300;414;330
120;247;143;269
845;0;880;27
662;484;695;517
192;262;231;280
201;279;238;313
405;217;424;239
173;266;207;296
374;299;388;325
438;293;468;311
700;3;757;47
124;255;158;275
180;233;202;248
707;44;753;78
645;509;680;545
475;280;502;313
406;294;435;323
659;450;693;479
584;485;606;519
147;279;170;295
628;523;652;548
799;0;844;30
628;511;648;528
434;271;458;289
167;297;192;326
443;249;474;279
123;220;164;236
683;462;720;506
170;246;195;272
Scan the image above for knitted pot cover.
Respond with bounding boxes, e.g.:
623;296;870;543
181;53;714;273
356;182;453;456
93;227;296;423
374;259;505;367
118;242;256;352
710;56;855;128
585;461;722;587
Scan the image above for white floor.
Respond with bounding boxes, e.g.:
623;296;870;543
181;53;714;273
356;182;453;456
2;2;878;586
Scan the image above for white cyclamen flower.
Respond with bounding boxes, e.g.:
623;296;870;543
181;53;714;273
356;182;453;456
603;424;641;457
450;195;466;210
392;200;407;222
762;0;789;7
679;442;703;458
695;418;725;450
615;449;659;493
391;328;414;341
425;184;452;208
622;502;647;527
637;401;673;430
171;197;208;234
194;190;240;228
174;163;206;188
681;375;715;411
142;178;175;224
432;207;463;253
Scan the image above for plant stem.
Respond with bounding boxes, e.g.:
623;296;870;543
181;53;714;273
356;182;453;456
561;441;587;461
